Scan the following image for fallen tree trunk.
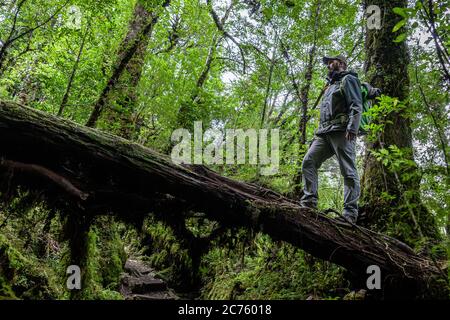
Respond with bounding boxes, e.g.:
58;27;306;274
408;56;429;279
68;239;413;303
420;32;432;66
0;101;447;299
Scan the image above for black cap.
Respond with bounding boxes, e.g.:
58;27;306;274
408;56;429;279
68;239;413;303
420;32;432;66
322;54;347;66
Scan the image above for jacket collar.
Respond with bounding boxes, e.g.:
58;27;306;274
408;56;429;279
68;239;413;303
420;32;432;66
326;70;358;84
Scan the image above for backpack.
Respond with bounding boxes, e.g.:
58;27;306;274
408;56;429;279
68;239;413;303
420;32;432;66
359;82;381;135
339;76;381;136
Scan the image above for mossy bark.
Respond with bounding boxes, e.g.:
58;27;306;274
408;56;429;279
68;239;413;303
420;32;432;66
86;0;170;130
100;1;155;139
361;0;440;245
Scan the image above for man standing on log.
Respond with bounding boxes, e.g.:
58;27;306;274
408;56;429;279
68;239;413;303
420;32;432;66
300;54;362;224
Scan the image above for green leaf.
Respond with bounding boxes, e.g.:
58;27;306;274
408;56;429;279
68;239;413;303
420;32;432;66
262;7;273;20
393;7;408;18
393;33;407;43
392;19;406;32
414;0;423;10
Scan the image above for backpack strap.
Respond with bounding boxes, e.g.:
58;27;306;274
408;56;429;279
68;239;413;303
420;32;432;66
338;74;349;96
338;74;361;96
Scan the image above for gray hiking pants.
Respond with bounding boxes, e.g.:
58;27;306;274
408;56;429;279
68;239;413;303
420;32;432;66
300;131;360;219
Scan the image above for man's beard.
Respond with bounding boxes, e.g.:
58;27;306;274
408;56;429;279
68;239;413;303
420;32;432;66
327;66;341;78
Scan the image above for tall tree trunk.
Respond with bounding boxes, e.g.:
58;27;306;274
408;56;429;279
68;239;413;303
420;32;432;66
361;0;439;245
103;2;153;139
85;0;170;130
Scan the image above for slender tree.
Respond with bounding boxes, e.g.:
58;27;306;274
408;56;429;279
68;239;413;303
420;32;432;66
86;0;170;130
290;0;321;197
58;21;91;117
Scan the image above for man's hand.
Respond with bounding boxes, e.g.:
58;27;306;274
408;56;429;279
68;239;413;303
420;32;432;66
345;131;356;141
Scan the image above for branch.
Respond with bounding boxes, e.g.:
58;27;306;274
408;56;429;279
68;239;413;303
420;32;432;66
206;0;247;73
7;0;70;45
418;0;450;82
0;159;89;200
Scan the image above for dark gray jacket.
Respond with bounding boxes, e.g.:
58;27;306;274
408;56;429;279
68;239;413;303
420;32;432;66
315;71;363;136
